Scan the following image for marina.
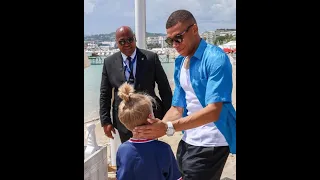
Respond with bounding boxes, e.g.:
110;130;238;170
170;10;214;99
85;48;179;65
84;1;236;179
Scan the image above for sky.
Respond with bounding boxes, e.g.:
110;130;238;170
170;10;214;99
84;0;236;35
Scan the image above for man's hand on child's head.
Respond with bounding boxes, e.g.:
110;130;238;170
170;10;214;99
132;118;166;139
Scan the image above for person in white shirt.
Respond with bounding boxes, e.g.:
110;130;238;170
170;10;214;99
133;10;236;180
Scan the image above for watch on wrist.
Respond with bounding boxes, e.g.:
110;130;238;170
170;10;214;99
166;121;175;136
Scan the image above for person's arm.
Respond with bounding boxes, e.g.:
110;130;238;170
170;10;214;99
116;146;136;180
99;59;113;126
154;53;173;114
133;53;232;138
172;52;232;131
172;103;222;131
162;106;184;123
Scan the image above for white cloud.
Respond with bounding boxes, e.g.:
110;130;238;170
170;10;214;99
84;0;236;34
84;0;97;14
150;0;235;21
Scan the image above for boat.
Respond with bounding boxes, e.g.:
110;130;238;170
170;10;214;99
88;55;104;65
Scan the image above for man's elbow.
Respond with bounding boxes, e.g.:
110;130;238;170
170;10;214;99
172;106;184;116
207;102;223;121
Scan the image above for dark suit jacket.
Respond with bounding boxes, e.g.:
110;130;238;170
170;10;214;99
99;48;173;134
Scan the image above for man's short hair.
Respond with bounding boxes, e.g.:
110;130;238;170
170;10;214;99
166;9;197;29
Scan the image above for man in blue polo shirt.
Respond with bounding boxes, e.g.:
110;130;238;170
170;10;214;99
133;9;236;180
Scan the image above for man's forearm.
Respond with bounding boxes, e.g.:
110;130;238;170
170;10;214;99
172;103;222;131
100;63;113;126
162;106;183;122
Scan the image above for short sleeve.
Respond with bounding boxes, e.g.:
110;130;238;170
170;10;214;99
172;85;186;108
171;62;186;108
205;52;233;105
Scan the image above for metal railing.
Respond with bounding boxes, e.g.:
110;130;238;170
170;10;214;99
84;117;100;125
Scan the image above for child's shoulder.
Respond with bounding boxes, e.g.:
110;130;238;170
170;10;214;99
118;140;171;151
153;140;172;150
117;141;135;153
153;140;169;145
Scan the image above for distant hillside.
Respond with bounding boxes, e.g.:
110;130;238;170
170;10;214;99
84;32;166;42
216;28;236;31
146;32;166;37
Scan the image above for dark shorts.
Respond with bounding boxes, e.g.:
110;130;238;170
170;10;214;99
176;140;230;180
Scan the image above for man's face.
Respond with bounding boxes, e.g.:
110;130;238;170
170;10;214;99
116;30;136;57
166;22;196;57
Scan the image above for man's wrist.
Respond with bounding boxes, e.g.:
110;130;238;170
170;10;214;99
102;122;112;127
164;121;168;132
165;121;175;136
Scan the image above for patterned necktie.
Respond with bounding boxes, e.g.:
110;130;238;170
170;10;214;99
127;56;134;84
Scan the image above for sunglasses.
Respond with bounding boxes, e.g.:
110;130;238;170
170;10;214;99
118;37;135;46
165;24;195;46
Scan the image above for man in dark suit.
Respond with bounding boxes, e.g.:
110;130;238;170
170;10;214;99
99;26;173;143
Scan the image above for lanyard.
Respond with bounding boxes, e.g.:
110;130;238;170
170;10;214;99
123;54;137;74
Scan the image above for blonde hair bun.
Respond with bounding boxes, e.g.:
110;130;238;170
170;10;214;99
118;82;135;102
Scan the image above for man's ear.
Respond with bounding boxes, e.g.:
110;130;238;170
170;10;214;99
193;24;198;35
148;114;153;118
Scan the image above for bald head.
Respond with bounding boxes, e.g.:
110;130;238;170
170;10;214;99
115;26;136;56
116;26;134;39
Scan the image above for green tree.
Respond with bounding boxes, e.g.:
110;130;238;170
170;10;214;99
214;36;225;45
214;34;236;45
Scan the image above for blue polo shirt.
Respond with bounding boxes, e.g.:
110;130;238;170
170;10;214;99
172;39;236;154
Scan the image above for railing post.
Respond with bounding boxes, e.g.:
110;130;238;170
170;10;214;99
110;87;122;167
110;129;121;166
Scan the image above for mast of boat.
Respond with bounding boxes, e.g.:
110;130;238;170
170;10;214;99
135;0;146;49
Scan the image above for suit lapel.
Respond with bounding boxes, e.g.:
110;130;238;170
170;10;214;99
134;48;146;89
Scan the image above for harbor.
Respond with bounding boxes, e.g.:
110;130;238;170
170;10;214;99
84;1;236;179
85;46;235;65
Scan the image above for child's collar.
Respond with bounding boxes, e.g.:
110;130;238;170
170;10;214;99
128;138;155;143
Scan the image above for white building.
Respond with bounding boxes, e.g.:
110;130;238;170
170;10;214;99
99;41;116;50
146;37;159;44
201;31;216;44
219;41;236;50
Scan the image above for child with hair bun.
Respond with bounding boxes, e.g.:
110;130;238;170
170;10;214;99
116;82;182;180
